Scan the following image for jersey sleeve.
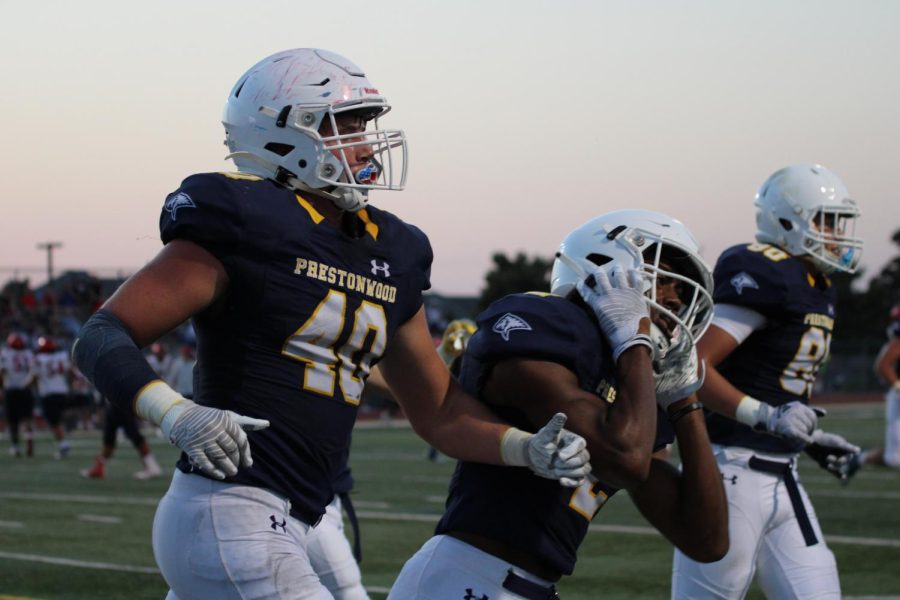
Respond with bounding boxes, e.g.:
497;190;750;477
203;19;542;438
712;245;790;317
159;173;245;269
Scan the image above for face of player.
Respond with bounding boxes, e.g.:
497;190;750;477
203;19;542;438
650;259;684;341
318;112;376;183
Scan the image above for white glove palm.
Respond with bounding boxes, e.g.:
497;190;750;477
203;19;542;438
757;401;824;444
161;400;270;480
576;267;652;363
654;345;705;409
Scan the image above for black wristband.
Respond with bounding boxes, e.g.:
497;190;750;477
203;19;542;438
669;401;703;424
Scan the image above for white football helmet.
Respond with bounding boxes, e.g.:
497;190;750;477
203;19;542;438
551;209;714;358
755;164;862;273
222;48;408;211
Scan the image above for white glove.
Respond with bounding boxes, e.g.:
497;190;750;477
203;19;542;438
161;400;270;480
739;399;824;444
654;346;705;410
500;413;592;487
806;429;862;482
576;266;652;363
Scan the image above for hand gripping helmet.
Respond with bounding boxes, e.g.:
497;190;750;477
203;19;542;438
755;164;862;273
551;209;714;358
222;48;408;212
437;318;478;366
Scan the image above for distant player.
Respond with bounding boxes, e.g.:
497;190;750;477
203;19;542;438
33;336;71;459
81;399;163;480
856;304;900;469
73;48;590;598
390;210;728;598
1;333;36;457
672;164;863;599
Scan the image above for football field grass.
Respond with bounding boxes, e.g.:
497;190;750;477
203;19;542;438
1;402;898;599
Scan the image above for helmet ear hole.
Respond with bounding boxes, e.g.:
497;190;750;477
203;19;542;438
586;253;612;268
778;218;794;231
264;142;294;156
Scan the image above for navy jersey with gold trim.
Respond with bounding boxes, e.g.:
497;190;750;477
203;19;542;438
706;243;836;453
435;293;672;577
159;172;431;524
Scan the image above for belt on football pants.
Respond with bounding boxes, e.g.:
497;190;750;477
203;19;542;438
502;569;559;600
338;491;362;563
747;456;818;546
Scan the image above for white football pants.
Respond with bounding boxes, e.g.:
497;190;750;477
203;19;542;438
672;445;840;599
308;495;369;600
884;386;900;467
388;534;556;600
154;470;333;600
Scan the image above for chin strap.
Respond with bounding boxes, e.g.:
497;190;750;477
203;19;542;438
224;152;369;213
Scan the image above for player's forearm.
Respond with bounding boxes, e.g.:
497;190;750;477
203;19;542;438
667;399;728;562
405;377;507;464
592;345;657;485
696;363;746;419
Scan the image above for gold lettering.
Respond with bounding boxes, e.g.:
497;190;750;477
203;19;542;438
294;258;307;274
308;260;319;279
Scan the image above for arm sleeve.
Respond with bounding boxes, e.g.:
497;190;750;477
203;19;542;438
711;303;767;344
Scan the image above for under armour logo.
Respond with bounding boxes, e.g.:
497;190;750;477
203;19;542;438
371;259;391;277
722;474;738;485
163;192;196;221
730;272;758;295
463;590;489;600
270;515;286;532
492;313;532;341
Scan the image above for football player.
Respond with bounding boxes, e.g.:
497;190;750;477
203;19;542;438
1;332;36;457
672;164;863;599
33;336;72;459
72;48;591;599
80;398;163;480
855;304;900;469
389;210;729;599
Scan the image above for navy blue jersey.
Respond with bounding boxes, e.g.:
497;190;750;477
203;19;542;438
436;293;672;577
705;243;836;453
160;172;431;524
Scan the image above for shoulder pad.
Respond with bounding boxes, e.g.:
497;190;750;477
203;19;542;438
470;294;604;373
159;172;250;251
712;243;793;314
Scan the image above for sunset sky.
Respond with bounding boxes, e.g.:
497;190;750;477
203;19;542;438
2;0;897;295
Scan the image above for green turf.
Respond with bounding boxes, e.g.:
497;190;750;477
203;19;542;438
0;403;897;599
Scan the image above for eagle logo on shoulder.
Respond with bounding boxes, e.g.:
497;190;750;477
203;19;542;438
164;192;196;221
730;272;759;296
492;312;532;341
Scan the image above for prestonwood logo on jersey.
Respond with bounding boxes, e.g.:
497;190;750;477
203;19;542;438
293;257;397;304
803;313;834;331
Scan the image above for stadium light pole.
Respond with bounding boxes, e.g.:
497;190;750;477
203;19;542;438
36;241;63;286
